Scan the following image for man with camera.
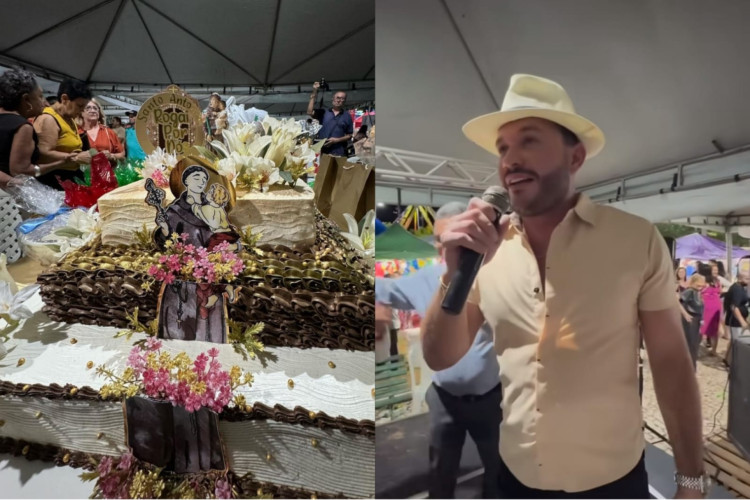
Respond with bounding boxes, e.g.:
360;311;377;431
307;80;353;157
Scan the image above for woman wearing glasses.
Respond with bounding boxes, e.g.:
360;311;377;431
81;98;124;166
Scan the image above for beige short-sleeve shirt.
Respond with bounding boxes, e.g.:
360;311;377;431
470;194;677;492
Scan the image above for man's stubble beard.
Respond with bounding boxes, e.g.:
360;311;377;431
509;163;571;218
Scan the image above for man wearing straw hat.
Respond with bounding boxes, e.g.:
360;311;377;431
420;74;705;498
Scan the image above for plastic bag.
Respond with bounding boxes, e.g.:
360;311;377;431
18;207;99;265
114;159;142;186
4;175;65;216
58;152;119;208
225;96;269;128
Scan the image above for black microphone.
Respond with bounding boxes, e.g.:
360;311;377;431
441;186;510;315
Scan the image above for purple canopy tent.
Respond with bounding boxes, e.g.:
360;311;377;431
675;233;750;260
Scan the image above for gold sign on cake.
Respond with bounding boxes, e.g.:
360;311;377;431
135;85;205;158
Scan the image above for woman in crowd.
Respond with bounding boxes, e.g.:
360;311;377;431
700;264;723;355
81;98;124;166
679;273;706;369
0;68;65;188
675;266;688;293
709;259;732;340
33;79;92;189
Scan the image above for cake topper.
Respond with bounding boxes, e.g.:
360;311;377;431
135;85;206;158
146;164;242;344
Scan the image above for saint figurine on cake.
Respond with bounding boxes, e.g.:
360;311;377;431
145;159;242;344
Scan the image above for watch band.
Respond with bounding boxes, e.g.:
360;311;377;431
674;472;709;493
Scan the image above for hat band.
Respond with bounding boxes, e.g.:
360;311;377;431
503;105;571;112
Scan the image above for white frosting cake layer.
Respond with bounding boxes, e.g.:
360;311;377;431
228;185;316;248
97;179;175;247
97;180;316;248
0;397;374;498
221;420;374;497
2;292;374;421
0;396;128;456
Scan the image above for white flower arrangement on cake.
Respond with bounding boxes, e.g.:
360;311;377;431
0;282;38;344
341;209;375;260
139;147;178;188
197;117;324;192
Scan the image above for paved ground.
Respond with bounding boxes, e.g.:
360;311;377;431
642;333;732;451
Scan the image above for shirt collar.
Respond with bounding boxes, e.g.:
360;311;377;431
573;193;598;226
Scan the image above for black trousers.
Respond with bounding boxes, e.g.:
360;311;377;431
389;328;399;356
498;451;649;499
426;382;503;499
681;314;701;369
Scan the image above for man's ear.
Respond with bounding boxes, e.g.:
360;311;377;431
569;142;586;175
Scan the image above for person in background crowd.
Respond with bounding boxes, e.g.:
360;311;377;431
700;264;722;356
0;68;66;188
709;259;732;340
81;98;124;166
33;78;92;189
679;273;706;368
110;116;126;144
389;298;400;357
724;264;749;367
422;74;704;498
375;302;393;363
377;201;502;499
203;93;226;141
307;81;353;157
676;267;688;293
124;110;146;162
45;95;58;106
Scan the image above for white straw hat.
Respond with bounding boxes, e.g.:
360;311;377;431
462;74;605;158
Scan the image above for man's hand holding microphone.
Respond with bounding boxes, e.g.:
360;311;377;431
421;187;510;370
440;186;510;314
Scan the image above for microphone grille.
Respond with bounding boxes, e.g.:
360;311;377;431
481;186;510;213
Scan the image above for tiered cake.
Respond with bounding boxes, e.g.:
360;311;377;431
0;87;374;498
0;292;373;497
1;207;374;498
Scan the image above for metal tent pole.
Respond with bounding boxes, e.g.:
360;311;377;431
726;226;734;275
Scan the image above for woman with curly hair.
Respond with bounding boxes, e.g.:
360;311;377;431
0;68;66;189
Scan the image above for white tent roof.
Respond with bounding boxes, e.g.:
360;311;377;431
1;0;374;116
376;0;750;190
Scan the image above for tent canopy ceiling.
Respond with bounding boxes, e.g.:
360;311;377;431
605;178;750;227
1;0;374;86
376;0;750;189
0;0;374;115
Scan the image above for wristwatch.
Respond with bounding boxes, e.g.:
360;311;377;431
674;472;710;495
33;165;41;177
